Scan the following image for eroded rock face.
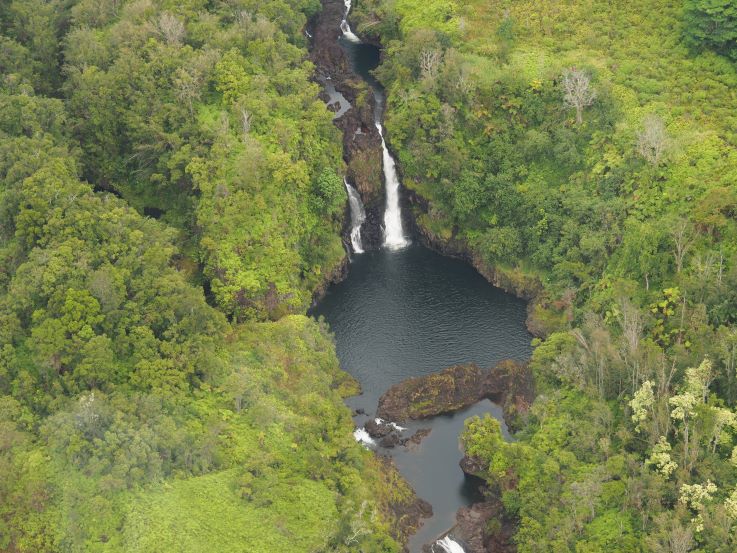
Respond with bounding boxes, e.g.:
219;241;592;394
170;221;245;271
376;361;531;424
376;364;493;422
376;456;433;551
459;455;486;477
424;499;516;553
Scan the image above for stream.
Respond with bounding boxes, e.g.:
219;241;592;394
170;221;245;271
312;2;532;551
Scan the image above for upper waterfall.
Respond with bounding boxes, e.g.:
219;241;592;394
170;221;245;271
340;0;360;43
344;179;366;253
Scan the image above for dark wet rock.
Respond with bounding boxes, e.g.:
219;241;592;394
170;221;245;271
354;408;366;416
377;364;491;423
380;433;401;448
453;501;498;553
425;499;515;553
459;455;486;477
406;428;432;448
376;360;533;430
409;428;432;445
365;418;393;438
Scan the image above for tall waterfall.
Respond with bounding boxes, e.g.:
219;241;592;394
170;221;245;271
434;536;466;553
377;122;410;249
340;0;360;43
344;179;366;253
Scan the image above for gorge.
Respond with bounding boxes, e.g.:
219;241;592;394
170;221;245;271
311;2;532;549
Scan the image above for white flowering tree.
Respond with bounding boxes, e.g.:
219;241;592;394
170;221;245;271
646;436;678;478
679;480;717;533
630;380;655;434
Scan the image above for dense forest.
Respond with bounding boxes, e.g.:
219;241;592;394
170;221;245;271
348;0;737;551
3;0;737;552
0;1;403;551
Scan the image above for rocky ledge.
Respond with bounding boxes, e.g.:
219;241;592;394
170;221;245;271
376;456;434;552
376;361;533;431
425;498;516;553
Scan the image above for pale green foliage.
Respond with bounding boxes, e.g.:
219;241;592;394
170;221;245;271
630;380;654;433
685;357;713;401
679;480;718;532
669;392;698;422
646;436;677;478
725;488;737;520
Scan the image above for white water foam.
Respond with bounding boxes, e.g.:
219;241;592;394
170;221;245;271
340;0;361;43
353;427;376;447
345;179;366;253
434;536;466;553
376;123;410;249
375;417;407;432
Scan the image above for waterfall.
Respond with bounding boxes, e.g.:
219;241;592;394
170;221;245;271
434;536;466;553
340;0;361;43
353;427;376;447
344;179;366;253
337;0;409;250
377;122;410;249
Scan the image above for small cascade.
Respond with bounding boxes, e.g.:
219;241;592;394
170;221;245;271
376;122;410;249
340;0;361;43
344;179;366;253
434;536;466;553
374;417;407;432
353;427;376;447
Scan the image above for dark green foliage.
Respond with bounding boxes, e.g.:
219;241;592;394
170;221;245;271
684;0;737;59
0;2;400;551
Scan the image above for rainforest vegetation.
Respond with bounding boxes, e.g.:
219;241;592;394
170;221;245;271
349;0;737;550
3;0;737;551
0;1;401;551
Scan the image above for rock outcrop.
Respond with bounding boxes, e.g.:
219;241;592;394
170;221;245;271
376;361;533;428
377;364;495;422
376;456;433;552
433;500;515;553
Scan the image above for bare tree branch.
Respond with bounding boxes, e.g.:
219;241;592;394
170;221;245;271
637;114;670;166
562;68;596;124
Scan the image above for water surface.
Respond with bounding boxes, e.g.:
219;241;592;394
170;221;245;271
312;245;531;550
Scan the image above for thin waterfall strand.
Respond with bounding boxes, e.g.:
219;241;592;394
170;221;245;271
344;179;366;253
377;123;410;249
434;536;466;553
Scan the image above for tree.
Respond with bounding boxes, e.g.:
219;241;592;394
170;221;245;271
637;114;670;166
562;68;596;124
670;218;694;274
684;0;737;59
156;12;185;46
419;48;442;81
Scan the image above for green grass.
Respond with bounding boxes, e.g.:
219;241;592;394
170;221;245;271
123;469;338;552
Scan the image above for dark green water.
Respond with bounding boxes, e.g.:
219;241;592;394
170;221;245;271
312;245;531;550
